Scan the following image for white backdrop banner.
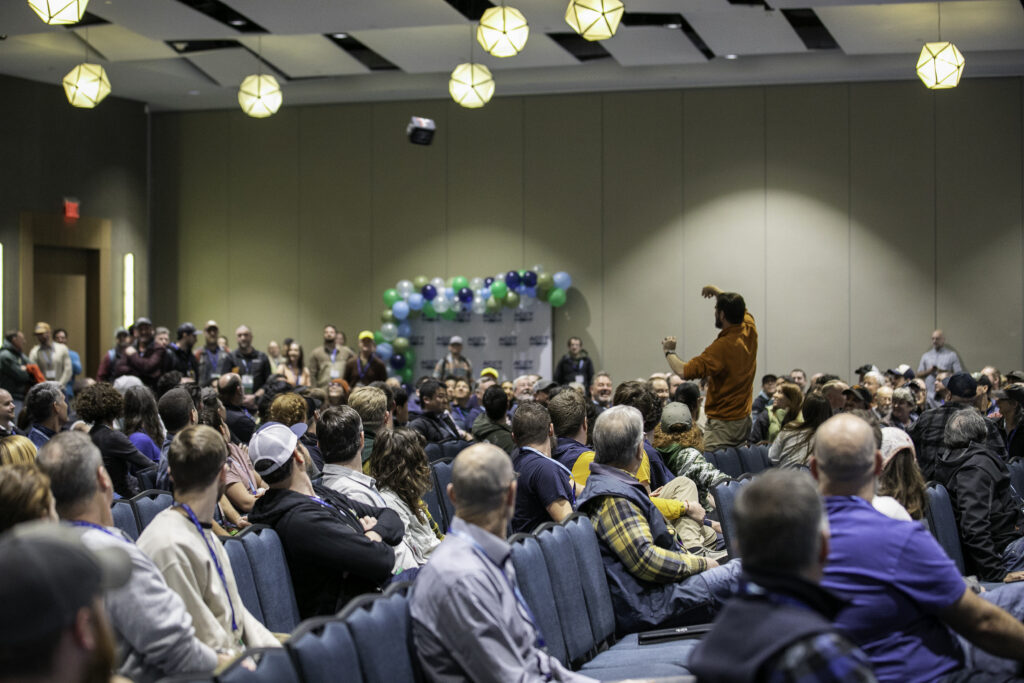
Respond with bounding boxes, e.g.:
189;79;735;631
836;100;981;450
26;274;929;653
407;308;553;382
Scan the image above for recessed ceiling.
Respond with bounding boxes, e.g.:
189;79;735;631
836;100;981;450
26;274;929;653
0;0;1021;111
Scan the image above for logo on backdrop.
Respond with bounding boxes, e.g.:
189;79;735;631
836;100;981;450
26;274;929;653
410;335;425;347
529;335;549;347
467;336;486;347
514;311;534;323
499;335;518;347
514;359;535;371
483;360;504;371
435;336;450;347
483;313;503;324
420;360;436;371
456;311;472;323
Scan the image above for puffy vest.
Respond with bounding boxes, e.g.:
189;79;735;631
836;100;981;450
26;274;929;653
554;437;592;471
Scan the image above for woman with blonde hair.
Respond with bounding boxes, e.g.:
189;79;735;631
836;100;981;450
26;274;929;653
0;464;56;533
0;435;37;466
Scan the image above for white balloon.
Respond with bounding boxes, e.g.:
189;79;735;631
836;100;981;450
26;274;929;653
519;293;535;310
533;264;545;274
396;280;414;297
472;296;488;315
380;322;398;341
431;277;446;292
433;297;450;313
469;277;484;291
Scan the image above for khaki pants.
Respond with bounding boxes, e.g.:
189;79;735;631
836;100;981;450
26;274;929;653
704;416;752;452
659;476;719;555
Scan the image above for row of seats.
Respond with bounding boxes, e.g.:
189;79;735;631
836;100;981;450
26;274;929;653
111;489;175;540
702;445;772;479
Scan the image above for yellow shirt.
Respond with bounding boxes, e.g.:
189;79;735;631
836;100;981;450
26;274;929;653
571;452;684;521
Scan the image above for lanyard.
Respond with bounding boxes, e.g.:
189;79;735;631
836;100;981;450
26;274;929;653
577;358;584;371
67;520;132;545
174;503;239;636
205;347;219;369
228;455;258;494
448;529;546;651
521;447;575;505
239;356;251;374
329;347;338;363
357;357;371;379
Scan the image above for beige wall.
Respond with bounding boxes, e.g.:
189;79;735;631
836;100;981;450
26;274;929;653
151;77;1024;383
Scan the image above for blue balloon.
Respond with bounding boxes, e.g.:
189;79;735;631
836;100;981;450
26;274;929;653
484;277;494;287
553;271;572;290
458;287;474;303
525;286;537;298
522;270;538;287
481;286;491;299
392;300;410;320
421;284;437;301
408;292;424;310
505;270;521;289
445;287;456;301
516;284;527;294
396;322;411;338
376;342;393;361
389;353;406;370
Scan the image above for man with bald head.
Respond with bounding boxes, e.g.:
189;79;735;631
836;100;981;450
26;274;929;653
217;373;255;445
812;413;1024;682
410;443;596;682
228;325;271;397
917;329;962;401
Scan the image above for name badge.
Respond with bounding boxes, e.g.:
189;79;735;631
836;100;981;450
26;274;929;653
241;374;254;393
45;369;56;380
575;374;585;385
330;369;341;379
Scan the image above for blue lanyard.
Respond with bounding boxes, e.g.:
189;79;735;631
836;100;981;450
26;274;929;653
577;358;584;371
448;529;547;651
174;503;239;635
309;494;335;510
67;520;133;545
205;347;219;369
357;357;371;379
329;347;338;363
521;447;575;505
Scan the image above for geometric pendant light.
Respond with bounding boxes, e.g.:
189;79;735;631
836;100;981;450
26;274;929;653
449;63;495;108
565;0;624;41
62;62;110;108
916;41;965;89
477;6;530;57
28;0;88;25
238;74;283;118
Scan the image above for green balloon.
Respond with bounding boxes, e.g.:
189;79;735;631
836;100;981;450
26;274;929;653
442;308;458;320
404;349;416;366
381;309;395;324
504;291;520;308
486;296;500;314
399;367;413;384
373;330;384;344
452;276;469;292
548;287;567;308
537;272;554;289
413;275;429;289
393;337;410;354
383;288;401;306
518;269;526;277
423;301;437;319
537;283;552;301
491;280;508;299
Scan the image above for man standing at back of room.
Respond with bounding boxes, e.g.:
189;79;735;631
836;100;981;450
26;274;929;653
918;329;962;402
663;285;758;451
228;325;271;398
308;324;354;389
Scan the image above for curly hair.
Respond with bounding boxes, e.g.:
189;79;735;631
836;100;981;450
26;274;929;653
0;464;53;534
269;392;307;427
613;380;662;432
370;428;432;524
0;436;38;467
74;382;124;424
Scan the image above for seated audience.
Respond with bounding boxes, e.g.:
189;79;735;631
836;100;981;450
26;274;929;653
843;385;872;412
268;392;321;473
769;392;832;468
689;469;876;682
347;385;391;472
371;427;444;565
318;406;386;508
37;432;223;682
876;427;927;522
0;389;20;437
247;421;406;618
994;383;1024;461
884;386;917;431
471;385;515;454
820;379;849;414
765;381;803;444
813;413;1024;681
935;409;1024;581
217;373;256;445
750;373;778;418
410;443;596;683
549;388;594;471
24;381;68;448
75;382;154;498
510;402;578;533
123;385;163;462
670;381;706;452
0;463;55;532
613;380;674;489
0;522;130;683
137;425;279;655
449;377;480;431
411;378;466;444
196;392;264;515
0;434;37;466
576;405;740;633
155;388;199;490
651;402;728;508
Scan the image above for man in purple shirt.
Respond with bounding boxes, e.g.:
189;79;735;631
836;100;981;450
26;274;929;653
811;413;1024;682
510;402;580;534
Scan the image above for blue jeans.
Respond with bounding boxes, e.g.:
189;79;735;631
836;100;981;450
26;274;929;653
1001;535;1024;573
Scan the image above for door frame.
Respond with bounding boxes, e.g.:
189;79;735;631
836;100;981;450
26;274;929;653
20;212;112;378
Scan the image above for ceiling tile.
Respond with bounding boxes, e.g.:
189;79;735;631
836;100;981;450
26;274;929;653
186;47;287;87
686;6;807;56
603;27;707;66
92;0;240;40
237;35;368;78
71;24;177;61
0;3;67;37
220;0;468;34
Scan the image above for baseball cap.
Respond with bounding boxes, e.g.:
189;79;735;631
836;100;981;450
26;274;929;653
177;322;197;337
993;384;1024;404
0;522;131;645
533;379;558;395
33;322;51;335
248;421;308;476
204;320;219;331
480;367;500;381
880;427;915;468
134;317;153;327
358;330;375;342
843;385;872;406
854;364;873;376
661;402;693;432
946;372;978;399
449;335;464;345
114;326;130;338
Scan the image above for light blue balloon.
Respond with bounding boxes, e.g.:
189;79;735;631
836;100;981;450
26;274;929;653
392;300;410;320
376;342;393;361
482;286;491;299
445;287;456;301
553;271;572;290
396;322;412;338
408;292;424;310
525;286;537;298
516;283;527;294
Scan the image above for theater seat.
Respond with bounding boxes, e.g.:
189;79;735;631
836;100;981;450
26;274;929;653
217;646;299;683
135;465;158;491
111;499;140;540
510;533;570;666
738;445;772;474
712;478;752;557
339;586;419;683
709;447;743;479
440;439;471;461
131;490;174;531
288;616;364;683
925;482;967;575
1008;459;1024;501
223;535;265;627
232;525;301;634
430;459;456;531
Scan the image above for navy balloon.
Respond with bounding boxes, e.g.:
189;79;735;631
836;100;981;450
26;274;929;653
458;287;474;303
421;284;437;301
505;270;521;289
522;270;538;287
484;276;494;287
389;353;406;370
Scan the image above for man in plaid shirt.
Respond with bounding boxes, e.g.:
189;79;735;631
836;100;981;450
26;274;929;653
576;405;741;634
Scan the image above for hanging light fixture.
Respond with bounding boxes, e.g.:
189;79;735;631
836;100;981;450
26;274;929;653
62;62;110;108
238;37;283;118
565;0;624;41
28;0;88;25
916;0;964;89
450;25;494;108
477;5;529;57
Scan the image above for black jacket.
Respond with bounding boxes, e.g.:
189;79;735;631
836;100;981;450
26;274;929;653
553;352;594;389
90;423;154;498
224;404;256;446
248;484;404;619
935;442;1024;581
227;348;271;393
410;412;461;445
168;343;199;380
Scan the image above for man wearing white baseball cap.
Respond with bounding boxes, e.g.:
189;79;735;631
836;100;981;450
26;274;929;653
248;421;406;619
